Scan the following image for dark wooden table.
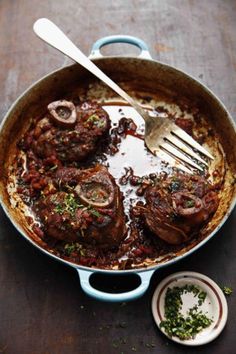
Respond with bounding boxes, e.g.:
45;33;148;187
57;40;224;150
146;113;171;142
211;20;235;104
0;1;236;353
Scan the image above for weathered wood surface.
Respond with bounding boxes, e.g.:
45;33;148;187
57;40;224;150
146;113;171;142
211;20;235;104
0;1;236;353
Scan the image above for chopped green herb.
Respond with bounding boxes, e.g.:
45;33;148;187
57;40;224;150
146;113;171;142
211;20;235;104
89;208;102;218
185;200;195;208
54;203;64;214
54;193;84;216
64;243;76;255
64;242;84;256
85;114;106;128
55;198;102;220
198;290;207;305
222;286;233;296
160;284;213;340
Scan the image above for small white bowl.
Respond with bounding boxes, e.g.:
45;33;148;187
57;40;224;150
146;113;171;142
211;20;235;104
152;271;228;346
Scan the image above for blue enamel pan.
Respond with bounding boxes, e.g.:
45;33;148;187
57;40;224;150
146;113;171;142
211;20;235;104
0;34;235;302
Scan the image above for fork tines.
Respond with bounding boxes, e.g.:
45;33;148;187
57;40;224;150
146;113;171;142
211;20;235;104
156;124;214;173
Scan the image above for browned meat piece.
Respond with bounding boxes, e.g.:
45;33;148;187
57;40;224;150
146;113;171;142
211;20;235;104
54;167;82;186
35;165;126;248
141;174;219;245
31;100;110;162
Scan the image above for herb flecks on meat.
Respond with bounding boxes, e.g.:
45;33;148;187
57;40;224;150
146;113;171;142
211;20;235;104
13;98;220;269
35;165;126;248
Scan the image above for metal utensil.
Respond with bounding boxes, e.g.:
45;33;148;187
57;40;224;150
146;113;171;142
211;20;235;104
33;18;214;174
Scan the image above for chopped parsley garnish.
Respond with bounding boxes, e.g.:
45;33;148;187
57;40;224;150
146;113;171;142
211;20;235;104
64;243;76;255
54;193;83;216
185;200;195;208
160;284;213;340
85;114;106;128
54;193;102;219
64;242;85;256
54;204;64;214
222;286;233;296
88;206;102;218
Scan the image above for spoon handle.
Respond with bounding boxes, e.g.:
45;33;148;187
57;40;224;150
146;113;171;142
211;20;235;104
33;18;147;120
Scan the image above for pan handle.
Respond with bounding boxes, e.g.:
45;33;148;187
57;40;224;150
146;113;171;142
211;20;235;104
76;268;155;302
89;35;152;60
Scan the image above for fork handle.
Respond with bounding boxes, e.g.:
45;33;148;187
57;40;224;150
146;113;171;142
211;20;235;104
33;18;148;120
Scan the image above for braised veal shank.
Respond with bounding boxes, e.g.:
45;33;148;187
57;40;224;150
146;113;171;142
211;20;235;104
34;165;126;248
142;174;219;245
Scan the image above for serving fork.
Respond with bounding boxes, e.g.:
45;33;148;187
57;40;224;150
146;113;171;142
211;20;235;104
33;18;214;174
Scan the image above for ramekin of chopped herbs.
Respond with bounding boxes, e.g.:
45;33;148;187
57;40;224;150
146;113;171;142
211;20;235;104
151;272;228;346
